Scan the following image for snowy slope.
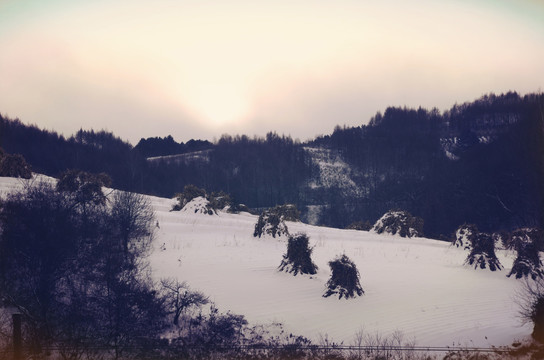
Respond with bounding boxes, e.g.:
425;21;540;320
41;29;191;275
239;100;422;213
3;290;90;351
149;196;530;348
303;146;366;198
0;176;531;348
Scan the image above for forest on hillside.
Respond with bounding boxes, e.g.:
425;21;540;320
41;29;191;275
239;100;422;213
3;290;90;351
1;91;543;238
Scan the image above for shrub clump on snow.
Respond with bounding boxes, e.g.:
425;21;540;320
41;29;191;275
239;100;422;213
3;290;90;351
464;231;503;271
278;233;317;276
274;204;301;222
173;184;207;211
372;210;423;238
508;228;544;280
452;223;479;251
323;254;364;299
181;196;217;215
253;204;299;238
172;185;244;215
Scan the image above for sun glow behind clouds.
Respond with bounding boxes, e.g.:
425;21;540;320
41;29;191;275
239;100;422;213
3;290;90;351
0;0;543;142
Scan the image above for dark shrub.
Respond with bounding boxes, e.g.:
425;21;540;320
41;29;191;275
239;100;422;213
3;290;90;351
0;153;32;178
208;191;232;211
508;228;544;279
274;204;301;222
278;233;317;276
533;297;544;343
464;232;502;271
253;206;291;238
57;169;111;206
519;278;544;343
323;254;364;299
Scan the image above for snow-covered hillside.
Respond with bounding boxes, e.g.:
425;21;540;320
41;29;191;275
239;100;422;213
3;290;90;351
148;192;530;348
303;146;366;198
0;176;531;349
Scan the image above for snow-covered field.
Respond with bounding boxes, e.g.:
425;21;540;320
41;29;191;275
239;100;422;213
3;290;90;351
0;176;532;349
148;196;530;348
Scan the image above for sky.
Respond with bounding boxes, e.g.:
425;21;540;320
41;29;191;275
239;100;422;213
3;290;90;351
0;0;543;144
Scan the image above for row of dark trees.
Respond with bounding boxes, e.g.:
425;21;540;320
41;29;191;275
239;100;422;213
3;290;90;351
313;92;544;237
134;135;212;158
1;91;543;238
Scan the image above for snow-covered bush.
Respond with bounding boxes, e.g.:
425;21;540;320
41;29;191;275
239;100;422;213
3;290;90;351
173;184;207;211
508;228;543;280
453;223;478;251
323;254;364;299
278;233;317;276
253;205;297;238
372;210;423;238
181;196;216;215
464;232;503;271
172;185;242;215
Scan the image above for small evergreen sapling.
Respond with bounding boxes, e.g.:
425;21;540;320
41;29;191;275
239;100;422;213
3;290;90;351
323;254;364;299
464;232;503;271
278;233;317;276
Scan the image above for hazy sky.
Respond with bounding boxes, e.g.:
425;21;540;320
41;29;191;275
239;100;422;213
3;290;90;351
1;0;543;144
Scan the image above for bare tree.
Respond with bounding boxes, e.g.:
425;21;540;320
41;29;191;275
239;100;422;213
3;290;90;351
160;278;209;326
517;277;544;343
110;190;154;255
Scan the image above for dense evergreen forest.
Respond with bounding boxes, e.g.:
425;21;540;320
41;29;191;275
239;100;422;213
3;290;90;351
1;91;543;238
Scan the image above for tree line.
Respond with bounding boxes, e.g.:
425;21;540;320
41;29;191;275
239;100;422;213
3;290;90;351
1;91;543;238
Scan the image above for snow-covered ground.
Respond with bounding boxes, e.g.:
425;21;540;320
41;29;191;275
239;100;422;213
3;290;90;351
0;176;532;349
148;196;530;348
